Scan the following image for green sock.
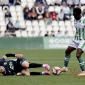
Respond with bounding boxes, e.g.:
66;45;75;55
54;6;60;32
77;57;85;71
64;54;71;67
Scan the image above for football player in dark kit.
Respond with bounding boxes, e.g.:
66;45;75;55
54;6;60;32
0;53;50;76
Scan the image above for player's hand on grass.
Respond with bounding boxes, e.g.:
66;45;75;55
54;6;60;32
16;72;22;76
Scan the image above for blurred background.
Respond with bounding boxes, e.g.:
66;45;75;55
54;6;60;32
0;0;85;49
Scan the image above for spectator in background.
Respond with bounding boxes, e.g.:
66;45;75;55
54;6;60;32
44;4;49;12
44;31;49;36
44;10;52;25
45;18;52;25
5;9;12;22
9;0;14;6
3;5;9;12
69;6;73;15
23;5;31;20
35;0;43;5
50;31;55;36
13;0;21;6
58;9;64;21
7;24;16;33
56;30;62;37
44;10;50;19
6;20;13;30
50;12;57;20
2;0;9;7
61;0;67;5
63;31;69;37
35;2;41;6
44;4;49;20
35;0;45;6
62;4;71;20
6;24;16;37
14;20;21;30
36;4;45;20
43;0;47;6
29;5;38;20
23;5;29;13
28;31;36;37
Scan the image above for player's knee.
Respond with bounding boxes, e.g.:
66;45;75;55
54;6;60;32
22;61;29;68
21;69;30;76
76;53;81;58
65;50;70;55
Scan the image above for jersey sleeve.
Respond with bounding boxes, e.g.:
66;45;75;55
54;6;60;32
5;53;15;57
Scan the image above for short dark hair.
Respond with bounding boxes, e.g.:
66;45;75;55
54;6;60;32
73;7;81;14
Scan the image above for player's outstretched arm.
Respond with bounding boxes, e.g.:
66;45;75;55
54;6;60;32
3;53;23;59
15;54;23;58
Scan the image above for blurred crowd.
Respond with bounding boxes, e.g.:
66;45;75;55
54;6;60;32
0;0;85;37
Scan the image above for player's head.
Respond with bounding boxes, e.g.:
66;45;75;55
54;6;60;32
0;66;4;73
73;7;81;20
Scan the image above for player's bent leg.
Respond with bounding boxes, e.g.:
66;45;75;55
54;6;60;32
29;63;50;71
77;49;85;76
61;46;75;72
16;69;30;76
21;69;30;76
76;49;85;71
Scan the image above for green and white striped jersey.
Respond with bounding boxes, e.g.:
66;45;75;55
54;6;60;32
74;17;85;40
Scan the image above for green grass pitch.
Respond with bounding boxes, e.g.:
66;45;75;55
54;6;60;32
0;49;85;85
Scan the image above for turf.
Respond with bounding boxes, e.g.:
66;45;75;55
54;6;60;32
0;49;85;85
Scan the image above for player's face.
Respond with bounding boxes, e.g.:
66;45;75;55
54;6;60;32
73;12;80;20
0;66;4;73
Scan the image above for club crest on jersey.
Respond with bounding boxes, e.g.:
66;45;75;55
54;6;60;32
4;62;7;65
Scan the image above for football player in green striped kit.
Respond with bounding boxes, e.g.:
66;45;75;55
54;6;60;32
61;7;85;76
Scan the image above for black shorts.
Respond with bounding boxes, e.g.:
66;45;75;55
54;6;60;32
14;58;29;73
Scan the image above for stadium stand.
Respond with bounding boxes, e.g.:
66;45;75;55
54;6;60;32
0;0;85;37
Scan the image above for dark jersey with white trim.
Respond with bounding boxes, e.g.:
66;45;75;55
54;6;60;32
2;60;16;75
0;57;28;75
